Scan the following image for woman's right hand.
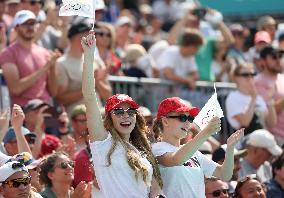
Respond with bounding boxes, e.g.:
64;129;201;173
202;117;221;136
81;33;96;54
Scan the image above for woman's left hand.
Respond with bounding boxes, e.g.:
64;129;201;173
227;128;244;149
71;181;92;198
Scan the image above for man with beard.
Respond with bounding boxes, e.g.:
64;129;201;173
0;10;59;107
255;46;284;146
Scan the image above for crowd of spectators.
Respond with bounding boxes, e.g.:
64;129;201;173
0;0;284;197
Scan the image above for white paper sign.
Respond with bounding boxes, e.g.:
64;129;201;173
193;84;224;130
59;0;96;18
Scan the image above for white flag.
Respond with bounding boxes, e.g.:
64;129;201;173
59;0;96;18
193;84;224;130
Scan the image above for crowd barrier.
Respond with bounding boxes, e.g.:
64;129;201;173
108;76;237;140
0;70;237;141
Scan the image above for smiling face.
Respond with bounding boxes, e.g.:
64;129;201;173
110;103;137;140
163;112;193;140
238;179;266;198
48;155;74;186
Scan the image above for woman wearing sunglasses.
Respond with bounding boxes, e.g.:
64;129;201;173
225;63;276;138
81;34;163;197
152;97;244;197
39;152;91;198
234;175;266;198
0;161;41;198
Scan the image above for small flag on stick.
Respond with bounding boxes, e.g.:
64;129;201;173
193;83;224;130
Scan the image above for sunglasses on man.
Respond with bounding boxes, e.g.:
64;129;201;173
2;176;31;188
207;189;229;197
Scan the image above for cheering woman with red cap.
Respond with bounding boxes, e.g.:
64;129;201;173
81;34;162;197
152;97;244;198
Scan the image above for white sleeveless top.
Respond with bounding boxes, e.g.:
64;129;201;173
90;133;152;198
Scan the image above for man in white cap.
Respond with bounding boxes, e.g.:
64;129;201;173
0;161;41;198
239;129;282;182
0;10;60;107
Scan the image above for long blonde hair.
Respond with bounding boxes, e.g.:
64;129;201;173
104;112;163;188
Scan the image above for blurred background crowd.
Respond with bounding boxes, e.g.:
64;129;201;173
0;0;284;197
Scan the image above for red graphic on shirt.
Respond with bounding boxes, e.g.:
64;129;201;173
183;157;200;168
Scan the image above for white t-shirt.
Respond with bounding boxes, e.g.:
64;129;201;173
225;90;267;129
152;142;218;198
157;45;197;79
90;133;153;198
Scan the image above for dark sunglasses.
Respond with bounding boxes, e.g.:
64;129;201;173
167;114;195;123
55;161;74;169
112;108;137;117
2;176;31;188
208;189;229;197
30;0;42;5
236;72;257;77
271;53;283;60
96;31;111;38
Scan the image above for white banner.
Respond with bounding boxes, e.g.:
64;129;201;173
193;84;224;130
59;0;96;18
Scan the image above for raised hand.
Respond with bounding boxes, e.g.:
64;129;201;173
11;104;25;130
34;105;50;133
0;108;10;139
202;117;221;136
227;128;244;149
81;33;96;53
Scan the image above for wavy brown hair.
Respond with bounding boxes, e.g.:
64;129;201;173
152;118;164;142
104;112;163;188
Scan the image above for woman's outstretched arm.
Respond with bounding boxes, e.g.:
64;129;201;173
81;33;108;142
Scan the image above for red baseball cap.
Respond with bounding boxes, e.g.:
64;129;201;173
157;97;199;119
254;31;271;44
105;94;139;114
39;134;61;157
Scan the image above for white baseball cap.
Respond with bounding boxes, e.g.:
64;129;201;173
115;16;132;27
0;152;11;167
0;162;28;184
246;129;282;156
12;10;36;28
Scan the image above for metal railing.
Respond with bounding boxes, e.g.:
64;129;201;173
0;70;236;139
108;75;237;139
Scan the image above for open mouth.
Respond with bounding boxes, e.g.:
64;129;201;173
120;121;131;128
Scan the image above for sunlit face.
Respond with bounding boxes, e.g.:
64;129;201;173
234;67;256;87
164;112;193;139
110;103;137;139
238;179;266;198
96;27;111;49
206;180;229;198
16;19;37;41
0;171;31;198
264;53;283;74
48;155;74;185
